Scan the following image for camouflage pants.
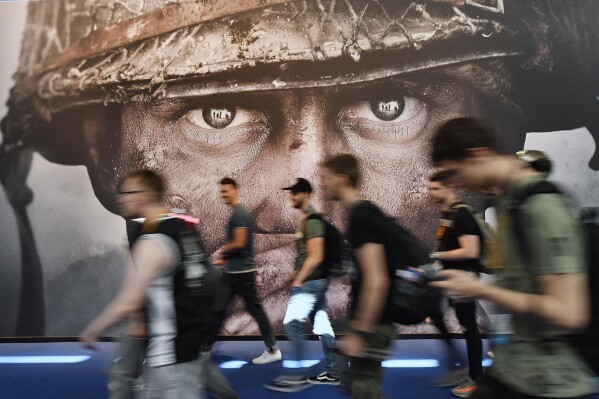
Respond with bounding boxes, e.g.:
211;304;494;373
471;374;593;399
348;324;395;399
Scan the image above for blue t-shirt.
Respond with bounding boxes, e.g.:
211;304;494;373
225;204;256;273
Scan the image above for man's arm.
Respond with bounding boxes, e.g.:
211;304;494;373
220;227;248;254
432;270;589;330
435;235;480;260
340;242;390;357
483;273;589;329
436;208;481;260
433;194;590;330
79;239;173;346
352;243;391;332
292;236;324;286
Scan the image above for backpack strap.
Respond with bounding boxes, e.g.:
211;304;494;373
449;203;481;227
450;203;478;220
509;180;561;262
510;180;561;206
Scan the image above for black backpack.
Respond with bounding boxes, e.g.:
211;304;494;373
305;213;351;278
384;216;443;325
178;226;220;299
509;181;599;374
175;218;226;317
140;214;219;299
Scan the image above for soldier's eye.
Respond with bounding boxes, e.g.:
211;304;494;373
369;99;405;121
346;97;423;125
202;106;236;128
338;96;428;146
184;106;241;129
178;106;269;150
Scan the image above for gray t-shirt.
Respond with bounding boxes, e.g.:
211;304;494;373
225;204;256;273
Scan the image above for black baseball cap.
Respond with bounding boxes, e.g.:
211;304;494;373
282;178;313;194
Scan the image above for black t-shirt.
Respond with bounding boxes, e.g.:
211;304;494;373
436;203;482;272
347;201;396;325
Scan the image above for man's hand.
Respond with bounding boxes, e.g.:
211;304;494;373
430;269;483;299
291;279;303;288
79;327;99;350
283;271;299;289
339;333;366;358
211;247;227;267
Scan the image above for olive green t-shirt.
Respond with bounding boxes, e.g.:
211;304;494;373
489;174;596;397
295;208;325;281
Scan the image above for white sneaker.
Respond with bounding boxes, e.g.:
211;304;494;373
252;348;282;365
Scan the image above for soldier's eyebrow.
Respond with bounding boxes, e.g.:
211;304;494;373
146;93;282;120
321;78;428;107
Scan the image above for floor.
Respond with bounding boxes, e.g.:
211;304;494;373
0;339;596;399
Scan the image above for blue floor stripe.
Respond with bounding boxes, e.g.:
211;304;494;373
0;355;90;364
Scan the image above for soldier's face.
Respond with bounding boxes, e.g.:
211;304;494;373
114;63;523;333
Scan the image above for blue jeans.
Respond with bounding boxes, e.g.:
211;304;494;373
283;279;339;377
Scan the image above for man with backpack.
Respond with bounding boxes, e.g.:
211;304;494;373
430;117;596;399
322;155;397;399
428;170;484;398
265;178;341;392
79;169;208;397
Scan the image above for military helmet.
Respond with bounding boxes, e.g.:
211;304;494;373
2;0;598;158
14;0;535;117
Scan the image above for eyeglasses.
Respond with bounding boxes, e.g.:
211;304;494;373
116;190;148;197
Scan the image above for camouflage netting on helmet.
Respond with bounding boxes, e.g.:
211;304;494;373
15;0;525;116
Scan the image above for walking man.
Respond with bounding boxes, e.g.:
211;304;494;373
265;178;340;392
214;177;282;364
430;118;595;399
428;170;484;397
322;155;396;399
80;169;206;398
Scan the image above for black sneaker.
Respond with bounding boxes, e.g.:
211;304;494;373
307;372;341;385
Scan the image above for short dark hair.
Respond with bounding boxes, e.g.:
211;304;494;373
431;118;500;166
429;170;454;184
322;154;360;187
124;169;166;200
219;177;238;188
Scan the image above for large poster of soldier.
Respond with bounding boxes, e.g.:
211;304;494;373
0;0;597;337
